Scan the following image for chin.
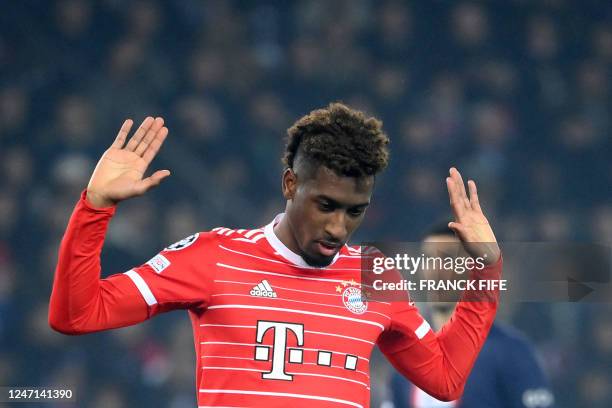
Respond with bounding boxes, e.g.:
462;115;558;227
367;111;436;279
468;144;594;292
303;252;335;268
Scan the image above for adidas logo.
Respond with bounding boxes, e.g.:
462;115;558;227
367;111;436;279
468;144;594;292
250;280;277;298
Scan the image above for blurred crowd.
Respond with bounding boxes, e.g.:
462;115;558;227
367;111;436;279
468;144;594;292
1;0;611;406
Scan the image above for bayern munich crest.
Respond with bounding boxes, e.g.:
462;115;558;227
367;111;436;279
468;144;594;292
342;286;368;315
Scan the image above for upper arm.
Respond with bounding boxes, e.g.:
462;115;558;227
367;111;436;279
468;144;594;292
125;232;217;317
49;269;151;335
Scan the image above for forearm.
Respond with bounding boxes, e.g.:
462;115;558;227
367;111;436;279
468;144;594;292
381;256;502;401
48;190;148;334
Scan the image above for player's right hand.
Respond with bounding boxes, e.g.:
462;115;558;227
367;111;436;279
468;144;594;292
86;117;170;208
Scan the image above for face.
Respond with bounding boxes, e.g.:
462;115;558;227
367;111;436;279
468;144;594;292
421;234;465;310
282;165;374;267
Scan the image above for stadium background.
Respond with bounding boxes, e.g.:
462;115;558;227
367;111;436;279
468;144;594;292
1;0;611;406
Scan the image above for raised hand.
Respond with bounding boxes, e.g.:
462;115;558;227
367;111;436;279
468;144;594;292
446;167;501;264
86;117;170;208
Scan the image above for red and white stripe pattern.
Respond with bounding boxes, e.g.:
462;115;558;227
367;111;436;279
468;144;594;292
128;214;431;407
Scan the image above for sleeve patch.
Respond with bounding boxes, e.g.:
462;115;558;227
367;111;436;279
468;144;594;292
146;254;171;274
165;233;199;251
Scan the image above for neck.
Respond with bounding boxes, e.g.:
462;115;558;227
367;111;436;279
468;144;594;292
273;213;301;255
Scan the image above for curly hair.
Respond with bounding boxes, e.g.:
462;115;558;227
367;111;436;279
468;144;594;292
282;103;390;178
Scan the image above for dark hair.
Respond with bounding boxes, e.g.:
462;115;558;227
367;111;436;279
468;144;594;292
282;102;390;178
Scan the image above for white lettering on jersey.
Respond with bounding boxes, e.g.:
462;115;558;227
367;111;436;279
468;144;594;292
522;388;554;407
255;320;304;380
250;280;277;298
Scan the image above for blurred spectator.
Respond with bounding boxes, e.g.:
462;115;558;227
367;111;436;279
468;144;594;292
451;3;489;49
0;86;28;137
54;95;97;149
592;25;612;62
591;206;612;244
527;16;560;62
54;0;92;40
173;96;226;144
1;147;34;191
376;1;413;54
537;210;572;241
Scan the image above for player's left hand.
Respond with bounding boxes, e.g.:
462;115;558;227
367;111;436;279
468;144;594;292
445;167;501;265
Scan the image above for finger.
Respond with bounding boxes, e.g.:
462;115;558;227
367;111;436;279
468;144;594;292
450;167;469;205
142;126;169;165
450;167;470;209
468;180;483;213
448;221;467;240
134;169;171;195
111;119;133;148
446;176;465;219
125;116;154;151
135;117;164;156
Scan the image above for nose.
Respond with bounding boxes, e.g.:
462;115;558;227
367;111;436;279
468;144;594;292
324;211;347;241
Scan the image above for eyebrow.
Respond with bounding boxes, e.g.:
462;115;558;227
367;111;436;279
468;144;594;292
317;195;370;208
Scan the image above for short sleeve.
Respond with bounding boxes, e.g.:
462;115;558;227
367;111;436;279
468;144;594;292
124;232;218;316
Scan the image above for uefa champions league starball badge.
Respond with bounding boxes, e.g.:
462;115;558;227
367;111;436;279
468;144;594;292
342;285;368;315
165;233;199;251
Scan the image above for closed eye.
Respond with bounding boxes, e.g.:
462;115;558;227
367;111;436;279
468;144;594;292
318;202;335;212
348;208;365;217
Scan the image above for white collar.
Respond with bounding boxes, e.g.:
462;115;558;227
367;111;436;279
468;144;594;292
263;213;341;269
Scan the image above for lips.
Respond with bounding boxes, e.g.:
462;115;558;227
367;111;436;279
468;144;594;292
316;240;341;257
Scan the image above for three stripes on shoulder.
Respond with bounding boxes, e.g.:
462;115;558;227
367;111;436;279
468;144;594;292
212;227;265;243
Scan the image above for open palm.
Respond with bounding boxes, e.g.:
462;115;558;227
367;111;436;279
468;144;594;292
86;117;170;208
446;167;501;264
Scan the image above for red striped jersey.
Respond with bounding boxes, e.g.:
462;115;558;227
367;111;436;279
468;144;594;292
127;215;413;408
50;193;501;408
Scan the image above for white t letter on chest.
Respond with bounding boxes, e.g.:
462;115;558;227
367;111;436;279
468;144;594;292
255;320;304;380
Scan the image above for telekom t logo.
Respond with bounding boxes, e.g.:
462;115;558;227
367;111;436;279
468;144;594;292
255;320;304;380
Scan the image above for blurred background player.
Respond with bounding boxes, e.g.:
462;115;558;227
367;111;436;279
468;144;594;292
389;222;554;408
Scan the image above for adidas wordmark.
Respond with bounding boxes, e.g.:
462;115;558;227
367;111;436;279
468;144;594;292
250;280;277;298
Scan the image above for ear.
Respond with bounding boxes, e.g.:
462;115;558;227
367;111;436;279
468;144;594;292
282;167;297;200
